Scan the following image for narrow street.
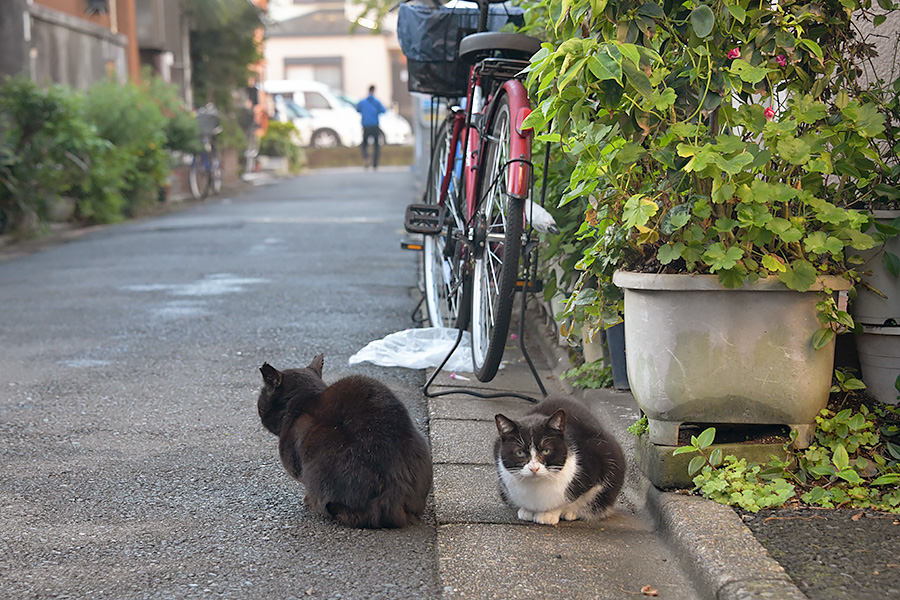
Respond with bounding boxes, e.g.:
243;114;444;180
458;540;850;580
0;168;440;598
1;166;716;600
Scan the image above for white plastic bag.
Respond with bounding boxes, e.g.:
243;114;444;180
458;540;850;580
349;327;474;372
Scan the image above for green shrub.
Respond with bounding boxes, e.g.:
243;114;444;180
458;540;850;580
260;121;305;172
82;76;170;216
0;77;124;232
145;73;201;155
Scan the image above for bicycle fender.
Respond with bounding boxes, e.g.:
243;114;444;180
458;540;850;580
501;80;532;200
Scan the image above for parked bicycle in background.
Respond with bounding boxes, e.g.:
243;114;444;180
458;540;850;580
189;102;223;200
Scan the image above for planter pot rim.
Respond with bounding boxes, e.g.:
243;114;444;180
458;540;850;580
872;209;900;219
612;270;850;292
862;325;900;336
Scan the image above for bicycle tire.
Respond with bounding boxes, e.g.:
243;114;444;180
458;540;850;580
189;153;211;200
470;92;525;382
211;148;223;195
422;116;470;330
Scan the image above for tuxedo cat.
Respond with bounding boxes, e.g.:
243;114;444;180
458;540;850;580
494;396;625;525
257;355;433;528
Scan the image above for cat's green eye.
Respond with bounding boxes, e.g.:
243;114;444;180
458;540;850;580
515;450;527;458
540;448;552;456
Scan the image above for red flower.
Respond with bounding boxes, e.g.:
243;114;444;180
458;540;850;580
776;54;787;67
764;107;776;120
727;48;741;59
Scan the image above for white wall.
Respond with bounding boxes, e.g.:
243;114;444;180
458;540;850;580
264;34;393;102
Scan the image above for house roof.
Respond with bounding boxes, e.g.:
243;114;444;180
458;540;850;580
267;9;375;37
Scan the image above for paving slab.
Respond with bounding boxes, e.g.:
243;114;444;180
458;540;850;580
432;464;514;525
438;521;702;600
428;394;534;422
430;419;497;465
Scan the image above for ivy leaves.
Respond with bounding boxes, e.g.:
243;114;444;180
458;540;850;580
519;0;900;346
690;5;715;38
671;403;900;514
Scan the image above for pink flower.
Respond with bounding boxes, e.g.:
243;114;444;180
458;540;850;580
776;54;787;67
727;48;741;59
764;107;776;120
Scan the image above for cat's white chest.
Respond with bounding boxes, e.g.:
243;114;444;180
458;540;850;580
497;450;578;512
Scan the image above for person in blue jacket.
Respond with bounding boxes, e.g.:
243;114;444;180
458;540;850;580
356;85;386;169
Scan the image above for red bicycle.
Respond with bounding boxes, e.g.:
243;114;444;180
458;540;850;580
401;1;544;382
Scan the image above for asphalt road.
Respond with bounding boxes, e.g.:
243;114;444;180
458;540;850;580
0;168;440;599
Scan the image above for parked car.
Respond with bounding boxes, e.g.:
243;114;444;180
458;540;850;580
263;79;413;148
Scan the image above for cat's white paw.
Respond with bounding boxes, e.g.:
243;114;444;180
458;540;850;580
517;508;534;521
561;510;579;521
533;511;561;525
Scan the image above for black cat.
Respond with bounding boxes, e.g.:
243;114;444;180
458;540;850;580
494;396;625;525
257;355;433;528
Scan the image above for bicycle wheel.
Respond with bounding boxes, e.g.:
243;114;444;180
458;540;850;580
189;152;211;200
422;116;469;330
211;148;223;195
470;92;525;382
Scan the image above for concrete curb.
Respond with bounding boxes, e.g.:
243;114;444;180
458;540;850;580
524;307;809;600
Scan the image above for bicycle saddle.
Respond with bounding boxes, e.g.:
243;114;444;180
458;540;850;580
458;32;543;65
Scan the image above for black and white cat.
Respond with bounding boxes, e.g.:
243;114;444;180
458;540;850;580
257;355;433;529
494;396;625;525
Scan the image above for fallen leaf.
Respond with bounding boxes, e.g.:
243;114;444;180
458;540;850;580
852;512;864;522
641;585;659;597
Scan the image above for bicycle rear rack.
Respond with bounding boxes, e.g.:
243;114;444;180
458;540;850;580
474;58;531;82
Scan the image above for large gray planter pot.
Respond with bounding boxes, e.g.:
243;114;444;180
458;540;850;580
852;210;900;404
613;271;850;448
853;210;900;327
856;326;900;404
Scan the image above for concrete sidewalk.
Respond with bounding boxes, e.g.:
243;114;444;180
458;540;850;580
426;309;807;600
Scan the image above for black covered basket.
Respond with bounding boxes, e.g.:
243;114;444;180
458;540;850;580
397;2;525;98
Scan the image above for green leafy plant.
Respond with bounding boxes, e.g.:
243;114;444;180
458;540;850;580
187;0;264;111
674;378;900;513
259;121;305;173
0;76;124;231
561;359;614;389
145;72;202;156
628;414;648;436
516;0;900;343
82;76;170;216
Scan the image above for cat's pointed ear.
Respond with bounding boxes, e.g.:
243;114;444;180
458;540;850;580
495;414;518;436
547;409;566;433
260;362;283;388
308;354;324;377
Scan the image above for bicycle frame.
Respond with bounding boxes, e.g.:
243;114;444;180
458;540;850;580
438;76;532;226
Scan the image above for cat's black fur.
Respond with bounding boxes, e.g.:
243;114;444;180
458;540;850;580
257;355;433;529
494;396;625;525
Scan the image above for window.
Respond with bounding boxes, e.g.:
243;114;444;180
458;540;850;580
85;0;109;15
284;57;343;93
304;92;331;110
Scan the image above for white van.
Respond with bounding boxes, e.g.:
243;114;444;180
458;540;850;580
263;80;412;148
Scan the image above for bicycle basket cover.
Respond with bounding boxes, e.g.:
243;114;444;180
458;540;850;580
397;2;525;97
